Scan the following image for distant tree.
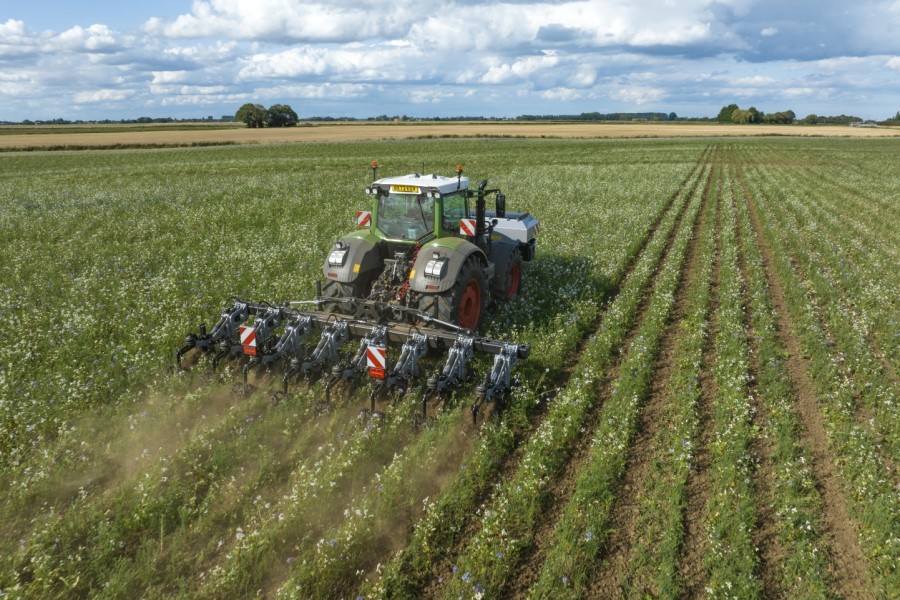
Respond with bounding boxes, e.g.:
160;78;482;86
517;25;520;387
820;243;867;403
668;112;677;121
717;103;739;123
801;114;819;125
266;104;299;127
236;103;267;128
762;109;794;124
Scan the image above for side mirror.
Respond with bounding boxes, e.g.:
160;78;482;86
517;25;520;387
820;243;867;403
496;193;506;218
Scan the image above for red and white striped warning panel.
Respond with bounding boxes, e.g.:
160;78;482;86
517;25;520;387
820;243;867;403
366;345;386;369
357;210;371;227
239;325;257;356
459;218;476;236
366;345;387;379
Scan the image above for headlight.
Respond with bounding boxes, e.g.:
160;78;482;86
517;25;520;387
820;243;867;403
328;248;349;267
424;257;447;278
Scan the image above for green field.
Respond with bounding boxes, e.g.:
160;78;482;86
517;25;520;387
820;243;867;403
1;137;897;598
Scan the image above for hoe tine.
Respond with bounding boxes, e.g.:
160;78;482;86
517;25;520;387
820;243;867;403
324;374;340;405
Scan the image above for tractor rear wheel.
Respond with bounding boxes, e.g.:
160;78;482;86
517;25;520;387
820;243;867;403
321;274;372;315
418;258;487;331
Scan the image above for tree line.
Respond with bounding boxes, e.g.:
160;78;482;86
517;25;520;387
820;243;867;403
716;104;797;124
714;103;886;125
234;103;299;128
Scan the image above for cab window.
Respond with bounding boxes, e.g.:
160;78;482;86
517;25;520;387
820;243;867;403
376;193;434;240
442;193;467;233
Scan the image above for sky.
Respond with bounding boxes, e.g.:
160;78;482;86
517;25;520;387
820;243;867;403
1;0;898;121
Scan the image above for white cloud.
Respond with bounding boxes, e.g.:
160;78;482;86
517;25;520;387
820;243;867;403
540;87;584;101
760;27;777;37
73;89;134;102
143;0;411;42
481;55;561;84
610;85;666;105
887;56;900;70
569;64;597;87
55;24;119;52
151;70;190;84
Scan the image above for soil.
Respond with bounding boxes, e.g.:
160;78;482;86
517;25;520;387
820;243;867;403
744;176;876;599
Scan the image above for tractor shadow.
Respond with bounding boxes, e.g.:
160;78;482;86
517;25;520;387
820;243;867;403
485;252;613;334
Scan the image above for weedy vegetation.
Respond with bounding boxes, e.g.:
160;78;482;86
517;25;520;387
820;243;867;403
0;137;896;598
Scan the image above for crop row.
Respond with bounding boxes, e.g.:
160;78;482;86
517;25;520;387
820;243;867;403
750;163;898;455
744;153;898;595
521;152;706;599
730;154;833;597
740;144;897;372
606;151;718;597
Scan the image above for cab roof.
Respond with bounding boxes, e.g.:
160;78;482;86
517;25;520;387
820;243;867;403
373;173;469;195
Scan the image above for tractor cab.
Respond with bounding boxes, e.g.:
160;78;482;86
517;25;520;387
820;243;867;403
365;169;470;243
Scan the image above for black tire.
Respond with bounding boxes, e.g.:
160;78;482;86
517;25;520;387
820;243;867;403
418;258;487;331
494;250;523;301
321;274;372;314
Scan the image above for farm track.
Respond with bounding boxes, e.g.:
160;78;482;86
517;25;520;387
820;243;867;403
508;151;708;598
582;145;716;598
741;162;877;596
371;147;712;600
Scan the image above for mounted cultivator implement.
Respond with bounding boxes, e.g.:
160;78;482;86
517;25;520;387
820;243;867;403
176;163;539;425
177;295;529;423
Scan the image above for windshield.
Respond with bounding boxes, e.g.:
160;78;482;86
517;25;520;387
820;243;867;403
376;193;435;240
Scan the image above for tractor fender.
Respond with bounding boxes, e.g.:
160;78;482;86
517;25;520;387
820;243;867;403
322;231;384;284
409;238;487;295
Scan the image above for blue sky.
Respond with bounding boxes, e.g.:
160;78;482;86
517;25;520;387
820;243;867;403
1;0;898;121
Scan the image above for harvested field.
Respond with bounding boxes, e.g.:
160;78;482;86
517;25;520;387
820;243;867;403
1;121;898;150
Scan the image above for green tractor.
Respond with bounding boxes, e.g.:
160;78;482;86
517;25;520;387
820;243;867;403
177;163;539;422
322;163;539;330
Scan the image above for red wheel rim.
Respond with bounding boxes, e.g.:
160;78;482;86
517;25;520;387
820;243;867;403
507;262;521;298
458;279;481;330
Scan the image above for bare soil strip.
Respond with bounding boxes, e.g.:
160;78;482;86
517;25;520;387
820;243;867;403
743;177;875;597
586;145;714;598
677;149;723;598
415;148;711;600
729;155;781;596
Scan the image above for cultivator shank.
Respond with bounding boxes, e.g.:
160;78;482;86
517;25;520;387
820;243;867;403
177;296;528;422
